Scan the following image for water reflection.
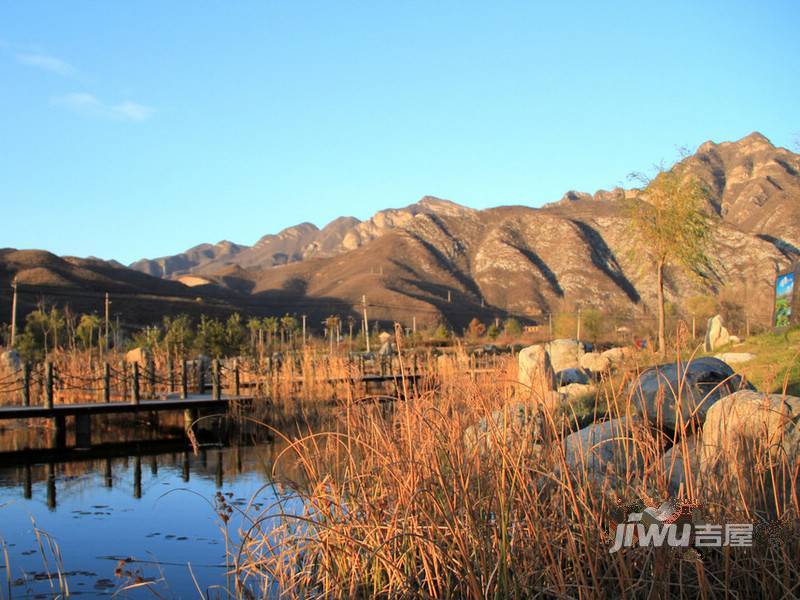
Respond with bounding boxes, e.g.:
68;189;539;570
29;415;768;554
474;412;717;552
0;413;311;597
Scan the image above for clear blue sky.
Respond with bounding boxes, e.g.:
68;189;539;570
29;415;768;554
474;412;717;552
1;1;798;265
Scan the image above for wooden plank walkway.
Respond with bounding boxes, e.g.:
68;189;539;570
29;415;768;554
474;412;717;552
0;394;245;420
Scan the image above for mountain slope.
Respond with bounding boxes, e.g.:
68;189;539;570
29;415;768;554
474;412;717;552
4;133;798;331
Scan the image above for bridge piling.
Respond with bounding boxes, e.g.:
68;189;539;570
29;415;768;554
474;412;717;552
22;363;31;407
45;362;54;409
132;363;140;405
75;414;91;447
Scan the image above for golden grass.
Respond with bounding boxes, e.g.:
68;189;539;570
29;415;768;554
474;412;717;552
224;337;799;599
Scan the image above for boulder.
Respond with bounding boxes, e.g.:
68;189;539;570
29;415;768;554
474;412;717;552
628;357;753;433
464;402;543;454
125;347;149;365
601;346;632;366
580;351;611;374
545;339;585;371
562;417;645;486
701;390;800;517
661;438;702;497
558;383;597;402
517;344;556;396
704;314;731;351
702;390;800;466
0;349;21;372
555;367;591;386
713;352;755;365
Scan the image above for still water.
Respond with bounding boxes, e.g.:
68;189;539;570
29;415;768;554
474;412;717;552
0;414;308;598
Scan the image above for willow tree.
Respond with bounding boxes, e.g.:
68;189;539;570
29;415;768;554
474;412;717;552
628;169;713;355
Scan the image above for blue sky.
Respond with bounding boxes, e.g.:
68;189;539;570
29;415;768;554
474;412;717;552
1;1;798;265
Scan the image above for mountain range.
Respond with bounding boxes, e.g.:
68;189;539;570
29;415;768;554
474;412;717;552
3;132;798;331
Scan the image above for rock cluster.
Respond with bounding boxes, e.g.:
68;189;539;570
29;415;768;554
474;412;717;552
494;349;800;506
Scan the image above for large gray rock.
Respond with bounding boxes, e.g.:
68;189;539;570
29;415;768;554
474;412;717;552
558;383;597;402
601;347;633;367
464;402;543;454
628;357;753;432
704;314;731;352
702;390;800;517
661;438;702;497
563;417;645;486
0;349;21;372
580;351;611;374
555;367;591;386
713;352;755;365
546;339;586;372
517;344;556;396
702;390;800;466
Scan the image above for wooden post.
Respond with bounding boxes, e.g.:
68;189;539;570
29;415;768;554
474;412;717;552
133;456;142;499
45;362;54;409
22;362;30;407
104;458;113;487
147;358;156;399
52;416;66;449
212;359;221;401
23;465;32;499
692;316;696;340
132;362;140;405
103;362;111;403
75;413;92;447
215;449;223;488
168;356;175;393
198;361;205;395
233;359;240;396
182;451;190;482
181;360;188;399
121;361;128;402
46;463;57;509
576;308;582;340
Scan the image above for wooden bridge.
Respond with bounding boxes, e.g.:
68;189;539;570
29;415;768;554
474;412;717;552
0;367;429;450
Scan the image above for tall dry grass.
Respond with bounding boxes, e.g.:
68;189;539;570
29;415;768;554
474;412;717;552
224;337;799;599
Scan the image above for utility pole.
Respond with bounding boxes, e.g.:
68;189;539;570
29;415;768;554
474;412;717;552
10;278;18;348
302;314;307;346
361;295;370;353
104;292;110;352
576;307;582;340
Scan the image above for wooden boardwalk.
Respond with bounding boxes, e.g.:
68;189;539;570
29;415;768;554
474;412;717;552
0;393;243;421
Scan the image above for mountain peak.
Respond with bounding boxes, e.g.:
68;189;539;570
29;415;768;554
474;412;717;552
738;131;771;145
414;195;474;216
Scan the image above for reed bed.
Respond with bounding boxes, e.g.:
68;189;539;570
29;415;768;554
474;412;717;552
224;341;799;599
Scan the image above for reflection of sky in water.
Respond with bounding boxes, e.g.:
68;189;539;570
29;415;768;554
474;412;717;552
0;446;304;597
776;273;795;297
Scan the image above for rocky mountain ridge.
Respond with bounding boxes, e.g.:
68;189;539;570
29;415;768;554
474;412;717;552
4;133;798;330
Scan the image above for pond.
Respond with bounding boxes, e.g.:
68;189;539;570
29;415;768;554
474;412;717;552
0;414;309;598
